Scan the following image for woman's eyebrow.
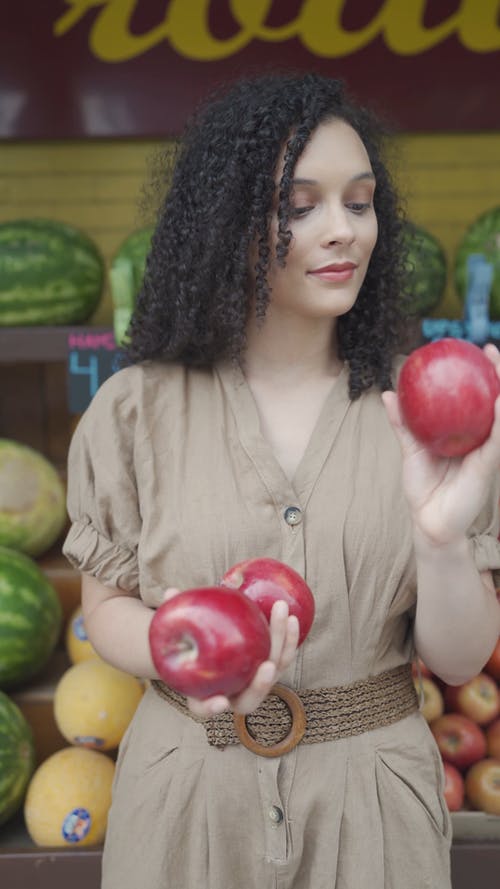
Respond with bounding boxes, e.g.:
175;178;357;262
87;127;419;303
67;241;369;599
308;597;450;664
291;172;375;186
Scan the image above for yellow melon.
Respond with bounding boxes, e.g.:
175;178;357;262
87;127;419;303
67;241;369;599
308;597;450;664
54;659;144;751
65;605;99;664
24;746;115;846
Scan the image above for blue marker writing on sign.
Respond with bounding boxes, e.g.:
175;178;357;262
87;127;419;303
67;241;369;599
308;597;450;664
68;351;100;398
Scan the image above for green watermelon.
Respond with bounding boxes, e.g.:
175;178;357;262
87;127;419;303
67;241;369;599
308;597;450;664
0;439;67;558
110;226;153;344
0;546;62;689
0;690;35;825
0;218;104;325
402;222;448;317
454;206;500;318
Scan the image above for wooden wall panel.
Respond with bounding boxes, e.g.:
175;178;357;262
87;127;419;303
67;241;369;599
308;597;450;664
0;134;499;324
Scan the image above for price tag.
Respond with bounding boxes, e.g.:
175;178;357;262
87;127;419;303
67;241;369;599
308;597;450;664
67;329;119;414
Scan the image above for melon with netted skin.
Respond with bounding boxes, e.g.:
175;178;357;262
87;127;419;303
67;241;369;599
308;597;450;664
24;747;115;847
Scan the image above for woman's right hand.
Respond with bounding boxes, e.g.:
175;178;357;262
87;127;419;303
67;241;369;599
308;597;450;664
160;589;300;718
188;600;300;717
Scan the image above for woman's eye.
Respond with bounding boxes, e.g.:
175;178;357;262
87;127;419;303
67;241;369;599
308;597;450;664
290;205;314;218
346;202;372;214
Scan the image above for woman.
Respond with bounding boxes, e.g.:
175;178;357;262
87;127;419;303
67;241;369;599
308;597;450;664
63;73;500;888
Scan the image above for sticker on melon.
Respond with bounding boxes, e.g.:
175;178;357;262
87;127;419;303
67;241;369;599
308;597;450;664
0;439;67;558
0;691;35;827
24;747;115;847
65;605;100;665
54;659;144;751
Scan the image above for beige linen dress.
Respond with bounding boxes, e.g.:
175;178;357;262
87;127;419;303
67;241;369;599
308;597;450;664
63;359;500;889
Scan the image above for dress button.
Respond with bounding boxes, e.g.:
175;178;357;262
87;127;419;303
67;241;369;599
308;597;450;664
268;805;284;824
284;506;302;526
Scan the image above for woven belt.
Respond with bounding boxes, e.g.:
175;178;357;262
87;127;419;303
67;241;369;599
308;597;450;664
151;662;418;758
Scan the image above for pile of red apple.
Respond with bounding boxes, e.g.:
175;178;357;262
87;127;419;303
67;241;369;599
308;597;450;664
414;637;500;816
149;557;315;700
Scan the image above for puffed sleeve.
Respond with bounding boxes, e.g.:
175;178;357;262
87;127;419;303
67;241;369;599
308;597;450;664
62;369;141;592
468;472;500;590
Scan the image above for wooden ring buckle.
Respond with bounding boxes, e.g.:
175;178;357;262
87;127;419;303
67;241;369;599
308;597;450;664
233;683;307;758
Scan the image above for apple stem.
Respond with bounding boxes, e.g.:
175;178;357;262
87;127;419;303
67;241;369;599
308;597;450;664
222;570;244;590
164;634;198;663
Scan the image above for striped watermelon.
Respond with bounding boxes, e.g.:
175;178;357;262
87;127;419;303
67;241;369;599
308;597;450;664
403;221;447;317
110;226;153;344
0;218;104;325
0;547;62;689
0;690;35;826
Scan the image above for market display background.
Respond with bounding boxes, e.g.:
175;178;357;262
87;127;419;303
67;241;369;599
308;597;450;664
1;4;500;877
1;0;499;327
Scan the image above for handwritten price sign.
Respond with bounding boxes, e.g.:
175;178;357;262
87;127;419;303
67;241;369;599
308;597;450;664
67;329;119;414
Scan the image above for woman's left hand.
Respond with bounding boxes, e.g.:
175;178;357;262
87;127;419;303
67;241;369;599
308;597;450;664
187;599;300;717
382;343;500;547
159;588;300;718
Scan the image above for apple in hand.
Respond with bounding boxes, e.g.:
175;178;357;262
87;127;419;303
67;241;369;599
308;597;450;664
221;557;315;646
465;758;500;816
397;338;500;457
411;657;433;680
443;762;465;812
431;713;487;770
484;636;500;682
149;586;271;699
485;718;500;759
444;672;500;725
414;676;444;723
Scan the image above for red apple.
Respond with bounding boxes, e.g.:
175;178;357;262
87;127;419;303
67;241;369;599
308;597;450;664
443;762;465;812
149;586;271;699
444;672;500;725
431;713;487;770
411;657;433;680
485;718;500;758
414;676;444;723
484;637;500;682
397;338;500;457
465;758;500;816
220;557;315;646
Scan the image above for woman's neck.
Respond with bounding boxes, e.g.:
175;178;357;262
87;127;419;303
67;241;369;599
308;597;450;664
243;313;342;384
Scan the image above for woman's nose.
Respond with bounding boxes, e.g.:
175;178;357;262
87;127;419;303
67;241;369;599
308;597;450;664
320;206;355;247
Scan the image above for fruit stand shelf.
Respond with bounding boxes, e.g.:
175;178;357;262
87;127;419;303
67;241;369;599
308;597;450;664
0;326;112;363
0;814;102;889
1;816;500;889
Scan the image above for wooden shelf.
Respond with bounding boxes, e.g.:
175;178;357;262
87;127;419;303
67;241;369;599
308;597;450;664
0;326;111;363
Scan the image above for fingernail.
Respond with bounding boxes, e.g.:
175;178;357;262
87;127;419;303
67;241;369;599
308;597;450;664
210;699;228;715
260;663;276;683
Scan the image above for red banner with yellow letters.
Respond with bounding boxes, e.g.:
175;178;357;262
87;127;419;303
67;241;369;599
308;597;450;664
2;0;500;139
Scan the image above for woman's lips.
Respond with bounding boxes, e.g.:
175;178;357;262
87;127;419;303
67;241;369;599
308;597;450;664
308;263;357;283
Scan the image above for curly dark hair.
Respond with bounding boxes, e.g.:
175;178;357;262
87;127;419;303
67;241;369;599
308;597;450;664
125;71;410;397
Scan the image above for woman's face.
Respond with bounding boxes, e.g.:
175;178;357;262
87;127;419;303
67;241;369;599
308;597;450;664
265;118;378;322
